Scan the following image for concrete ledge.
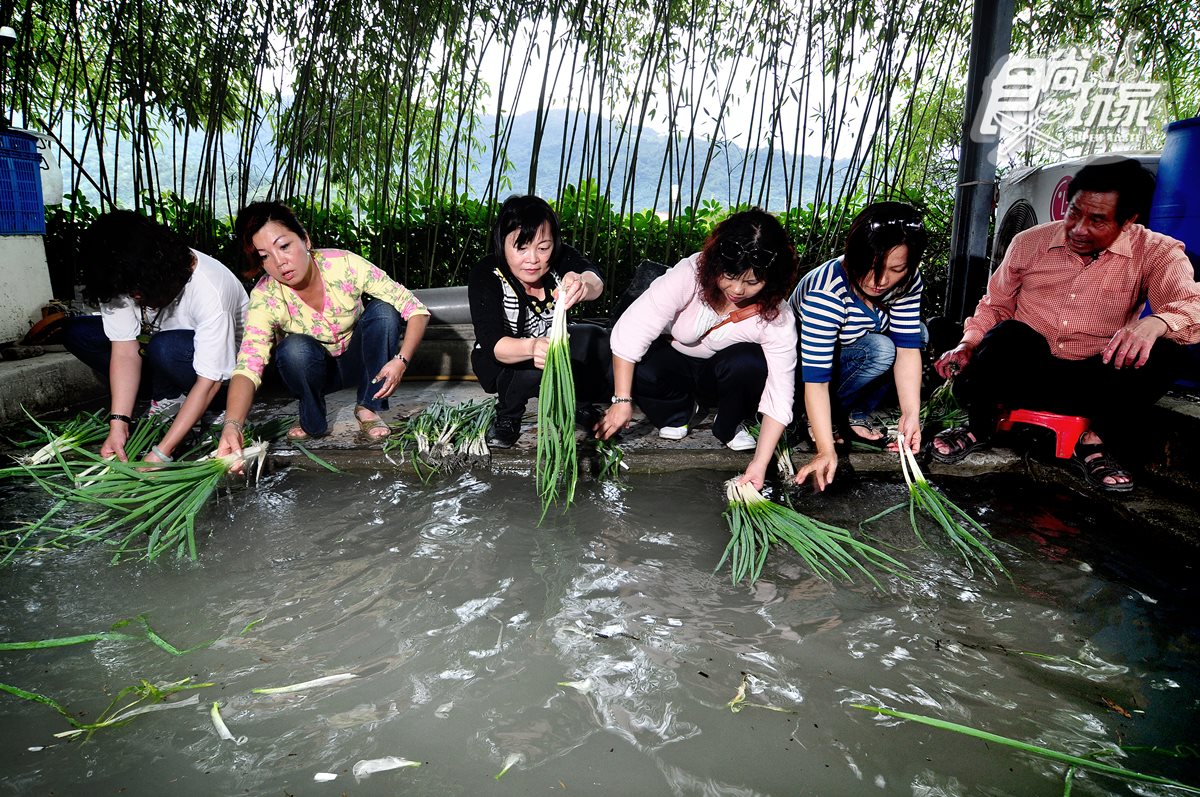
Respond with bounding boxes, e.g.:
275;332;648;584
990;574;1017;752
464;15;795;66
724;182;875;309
405;324;475;380
2;344;1196;551
0;351;105;425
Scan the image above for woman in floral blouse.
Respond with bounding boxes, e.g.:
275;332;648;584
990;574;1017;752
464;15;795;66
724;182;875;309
217;202;429;453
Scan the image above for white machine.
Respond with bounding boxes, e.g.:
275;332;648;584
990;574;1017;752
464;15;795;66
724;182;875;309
990;153;1160;268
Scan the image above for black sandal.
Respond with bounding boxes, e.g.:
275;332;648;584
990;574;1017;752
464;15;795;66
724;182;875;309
1071;442;1134;493
929;425;987;464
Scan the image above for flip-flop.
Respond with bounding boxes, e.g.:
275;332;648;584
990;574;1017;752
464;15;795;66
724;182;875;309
846;424;890;451
929;425;986;464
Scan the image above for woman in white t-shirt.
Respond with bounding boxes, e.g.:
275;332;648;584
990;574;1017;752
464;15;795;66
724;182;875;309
62;211;249;464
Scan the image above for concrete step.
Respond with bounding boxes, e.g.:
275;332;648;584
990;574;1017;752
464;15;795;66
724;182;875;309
0;349;105;425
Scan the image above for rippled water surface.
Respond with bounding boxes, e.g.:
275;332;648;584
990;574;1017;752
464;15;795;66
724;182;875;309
1;467;1198;796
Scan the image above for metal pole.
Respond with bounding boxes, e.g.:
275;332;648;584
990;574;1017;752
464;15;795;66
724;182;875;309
945;0;1015;322
0;25;16;130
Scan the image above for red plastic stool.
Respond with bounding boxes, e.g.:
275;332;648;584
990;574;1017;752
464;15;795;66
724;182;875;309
995;409;1090;459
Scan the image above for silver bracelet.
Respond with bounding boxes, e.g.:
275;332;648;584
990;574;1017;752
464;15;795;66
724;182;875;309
151;444;173;462
223;419;245;431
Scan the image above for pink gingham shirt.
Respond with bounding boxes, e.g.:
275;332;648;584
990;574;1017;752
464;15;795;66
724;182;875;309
962;222;1200;360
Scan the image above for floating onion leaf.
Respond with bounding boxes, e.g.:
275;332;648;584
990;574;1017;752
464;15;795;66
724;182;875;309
2;677;211;741
353;757;421;781
251;673;357;694
852;704;1200;794
210;701;248;744
1;614;209;654
495;752;524;780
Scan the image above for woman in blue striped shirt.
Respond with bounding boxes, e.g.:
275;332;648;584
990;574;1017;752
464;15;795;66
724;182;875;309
790;202;927;490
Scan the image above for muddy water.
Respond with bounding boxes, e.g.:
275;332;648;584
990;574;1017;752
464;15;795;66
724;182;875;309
0;468;1197;796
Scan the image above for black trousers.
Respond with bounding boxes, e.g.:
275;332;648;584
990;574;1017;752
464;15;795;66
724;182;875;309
474;322;614;423
953;320;1183;439
633;338;766;443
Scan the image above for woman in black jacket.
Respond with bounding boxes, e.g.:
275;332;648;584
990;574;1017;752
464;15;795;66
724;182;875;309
468;195;612;447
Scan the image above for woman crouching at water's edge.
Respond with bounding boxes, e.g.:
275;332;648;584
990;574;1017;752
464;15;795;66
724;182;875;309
597;208;798;490
217;201;430;456
467;194;612;448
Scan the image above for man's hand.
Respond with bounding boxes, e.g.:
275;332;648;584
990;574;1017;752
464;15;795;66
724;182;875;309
1102;315;1167;369
934;342;976;379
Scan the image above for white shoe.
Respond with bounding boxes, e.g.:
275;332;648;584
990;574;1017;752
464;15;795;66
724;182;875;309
148;394;186;417
659;425;688;440
726;425;757;451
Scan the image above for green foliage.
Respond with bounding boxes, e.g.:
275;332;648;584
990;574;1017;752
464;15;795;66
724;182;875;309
43;181;954;320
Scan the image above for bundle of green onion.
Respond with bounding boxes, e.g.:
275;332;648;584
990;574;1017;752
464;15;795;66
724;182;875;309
4;442;267;564
744;421;796;481
10;408;109;466
385;397;495;478
2;412;169;481
898;443;1006;577
592;437;627;482
719;479;906;587
919;377;966;430
535;295;577;520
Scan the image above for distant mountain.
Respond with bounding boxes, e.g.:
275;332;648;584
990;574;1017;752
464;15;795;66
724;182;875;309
57;108;847;214
464;109;848;212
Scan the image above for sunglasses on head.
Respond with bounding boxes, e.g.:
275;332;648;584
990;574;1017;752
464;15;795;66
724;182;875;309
718;238;777;274
868;218;925;233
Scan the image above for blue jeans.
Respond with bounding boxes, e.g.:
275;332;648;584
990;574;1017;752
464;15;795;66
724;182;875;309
274;299;402;436
62;315;201;401
836;333;896;424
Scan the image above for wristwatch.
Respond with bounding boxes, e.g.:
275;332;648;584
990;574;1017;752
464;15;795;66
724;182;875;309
611;395;633;404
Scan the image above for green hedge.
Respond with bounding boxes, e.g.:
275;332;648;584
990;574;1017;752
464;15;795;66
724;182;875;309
43;185;952;318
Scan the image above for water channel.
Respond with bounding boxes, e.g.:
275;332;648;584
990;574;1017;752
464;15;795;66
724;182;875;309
1;465;1197;796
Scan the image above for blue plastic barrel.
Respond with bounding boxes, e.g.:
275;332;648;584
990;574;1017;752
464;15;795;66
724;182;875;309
1149;117;1200;389
1150;116;1200;255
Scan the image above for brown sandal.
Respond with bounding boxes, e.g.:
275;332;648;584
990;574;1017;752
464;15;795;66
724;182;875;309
286;425;310;441
355;405;391;440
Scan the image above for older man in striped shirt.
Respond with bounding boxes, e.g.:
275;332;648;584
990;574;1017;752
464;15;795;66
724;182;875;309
932;158;1200;492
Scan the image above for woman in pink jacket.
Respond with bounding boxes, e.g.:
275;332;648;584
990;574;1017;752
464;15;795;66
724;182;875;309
596;209;798;489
